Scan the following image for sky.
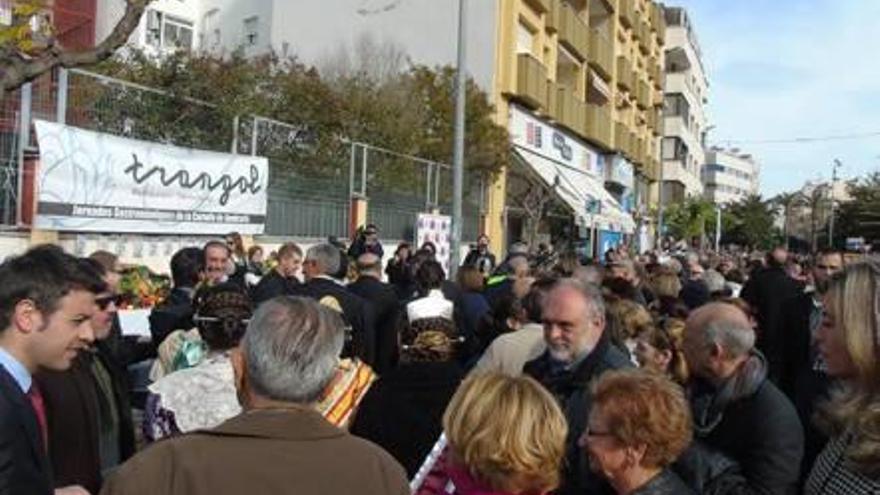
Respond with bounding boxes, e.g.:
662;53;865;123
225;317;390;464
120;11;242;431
671;0;880;197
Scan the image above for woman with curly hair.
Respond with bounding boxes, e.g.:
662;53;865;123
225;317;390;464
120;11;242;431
806;261;880;493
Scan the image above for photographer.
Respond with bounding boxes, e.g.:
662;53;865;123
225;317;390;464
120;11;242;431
463;234;496;277
348;224;385;260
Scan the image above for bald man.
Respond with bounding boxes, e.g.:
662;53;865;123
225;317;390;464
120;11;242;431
348;253;400;374
679;302;803;495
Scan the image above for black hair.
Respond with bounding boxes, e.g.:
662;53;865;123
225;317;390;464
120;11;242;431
416;260;445;293
193;282;253;351
0;245;106;331
171;247;205;288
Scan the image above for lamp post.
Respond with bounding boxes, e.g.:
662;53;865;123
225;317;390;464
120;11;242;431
715;205;722;252
828;159;841;248
449;0;467;278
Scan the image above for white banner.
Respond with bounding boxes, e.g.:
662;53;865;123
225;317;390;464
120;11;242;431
416;213;451;275
34;121;268;234
508;104;600;177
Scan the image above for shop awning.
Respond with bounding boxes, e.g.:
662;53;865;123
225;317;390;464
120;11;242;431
512;146;636;234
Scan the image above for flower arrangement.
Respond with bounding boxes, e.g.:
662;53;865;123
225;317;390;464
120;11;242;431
118;266;171;309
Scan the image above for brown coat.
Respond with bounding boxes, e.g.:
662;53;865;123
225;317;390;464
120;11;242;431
100;408;410;495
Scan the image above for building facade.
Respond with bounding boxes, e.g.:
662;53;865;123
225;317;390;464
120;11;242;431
660;6;707;204
94;0;667;255
702;147;760;204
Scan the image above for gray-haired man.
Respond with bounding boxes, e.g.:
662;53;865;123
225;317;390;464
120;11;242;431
102;297;408;495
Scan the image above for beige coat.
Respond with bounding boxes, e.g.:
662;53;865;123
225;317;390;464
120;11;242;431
101;408;409;495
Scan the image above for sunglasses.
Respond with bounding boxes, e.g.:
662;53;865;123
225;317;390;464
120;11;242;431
95;294;123;310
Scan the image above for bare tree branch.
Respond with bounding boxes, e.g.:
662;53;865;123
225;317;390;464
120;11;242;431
1;0;149;93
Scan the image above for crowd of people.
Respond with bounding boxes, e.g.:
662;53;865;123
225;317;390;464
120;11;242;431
0;230;878;494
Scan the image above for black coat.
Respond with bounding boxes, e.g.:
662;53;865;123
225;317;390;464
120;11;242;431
289;278;377;366
350;361;463;478
0;365;53;495
348;276;401;375
148;287;195;350
740;266;800;383
695;378;804;495
779;292;832;483
250;269;299;306
37;346;135;493
524;332;633;495
632;468;695;495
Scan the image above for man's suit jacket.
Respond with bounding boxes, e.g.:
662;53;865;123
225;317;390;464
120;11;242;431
37;346;135;493
0;366;52;495
348;276;401;374
101;408;409;495
289;278;376;366
250;269;299;306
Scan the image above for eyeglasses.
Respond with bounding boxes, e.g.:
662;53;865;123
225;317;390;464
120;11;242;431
95;294;123;310
584;424;614;438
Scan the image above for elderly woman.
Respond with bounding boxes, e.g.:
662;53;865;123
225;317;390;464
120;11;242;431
414;372;567;495
351;317;464;477
580;369;694;494
806;261;880;493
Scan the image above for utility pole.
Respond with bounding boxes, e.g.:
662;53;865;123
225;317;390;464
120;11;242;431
715;206;722;252
449;0;467;278
828;159;841;248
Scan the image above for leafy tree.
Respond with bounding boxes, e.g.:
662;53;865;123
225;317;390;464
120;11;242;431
835;173;880;246
664;196;716;248
1;0;150;100
773;191;805;248
722;194;782;250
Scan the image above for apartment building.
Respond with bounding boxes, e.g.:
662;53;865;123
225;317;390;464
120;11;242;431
93;0;666;254
660;5;708;204
702;147;760;204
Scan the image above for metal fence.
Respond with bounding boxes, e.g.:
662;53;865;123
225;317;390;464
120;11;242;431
3;67;483;242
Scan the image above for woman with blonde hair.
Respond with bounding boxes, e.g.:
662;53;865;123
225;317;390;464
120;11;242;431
634;321;689;385
414;372;567;495
580;369;694;494
806;260;880;493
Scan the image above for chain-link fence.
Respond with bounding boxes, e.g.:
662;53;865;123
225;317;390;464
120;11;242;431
3;67;483;242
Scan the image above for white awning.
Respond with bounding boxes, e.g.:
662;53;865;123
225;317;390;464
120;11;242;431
513;146;636;234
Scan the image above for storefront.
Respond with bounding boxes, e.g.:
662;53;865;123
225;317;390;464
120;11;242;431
507;105;635;258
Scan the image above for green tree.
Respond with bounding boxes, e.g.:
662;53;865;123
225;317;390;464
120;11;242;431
664;196;716;247
835;173;880;246
723;194;782;249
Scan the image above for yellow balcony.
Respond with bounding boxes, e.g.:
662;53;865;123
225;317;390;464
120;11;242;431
524;0;549;14
554;85;586;135
638;21;650;53
614;121;627;154
585;102;613;149
546;0;560;33
558;2;589;59
546;80;559;119
515;53;548;109
619;0;635;29
654;4;666;43
587;29;614;80
616;55;634;91
636;78;650;109
651;62;663;90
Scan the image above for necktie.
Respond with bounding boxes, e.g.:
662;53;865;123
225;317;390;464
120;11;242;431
27;383;48;452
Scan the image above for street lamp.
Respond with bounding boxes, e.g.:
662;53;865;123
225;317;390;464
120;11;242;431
449;0;467;278
827;159;841;248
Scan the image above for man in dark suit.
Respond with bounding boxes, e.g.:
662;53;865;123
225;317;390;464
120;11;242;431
149;247;204;350
740;246;801;384
289;243;376;366
251;242;302;306
0;245;104;495
778;248;844;479
348;253;400;374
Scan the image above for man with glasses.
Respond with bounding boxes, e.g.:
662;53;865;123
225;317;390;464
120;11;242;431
348;224;384;260
37;258;136;494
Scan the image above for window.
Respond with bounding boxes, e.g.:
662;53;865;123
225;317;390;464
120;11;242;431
516;20;535;55
661;137;688;162
244;16;259;46
145;10;193;51
663;93;690;120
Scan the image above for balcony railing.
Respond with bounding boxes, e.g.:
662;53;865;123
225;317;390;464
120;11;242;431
554;84;586;135
637;21;650;53
615;121;629;155
524;0;549;14
637;78;651;109
619;0;635;28
515;53;548;109
558;2;589;59
546;0;560;33
654;4;666;42
585;102;613;149
587;29;613;80
616;55;633;91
